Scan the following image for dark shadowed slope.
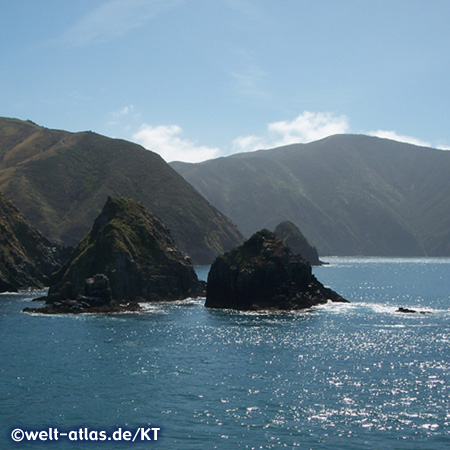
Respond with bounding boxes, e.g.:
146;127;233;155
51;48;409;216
172;134;450;257
0;192;63;291
274;221;322;265
0;117;242;263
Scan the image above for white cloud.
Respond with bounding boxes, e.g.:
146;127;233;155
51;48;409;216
232;111;350;153
367;129;431;148
129;111;448;164
132;124;221;163
61;0;179;46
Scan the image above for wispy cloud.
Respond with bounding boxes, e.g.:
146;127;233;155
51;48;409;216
367;129;432;148
226;0;266;22
61;0;180;46
133;124;221;163
231;64;271;101
232;111;350;153
106;104;141;129
113;105;135;117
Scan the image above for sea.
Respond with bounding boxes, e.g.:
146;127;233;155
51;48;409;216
1;257;449;449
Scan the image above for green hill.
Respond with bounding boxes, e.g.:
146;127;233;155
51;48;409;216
171;134;450;257
0;117;243;264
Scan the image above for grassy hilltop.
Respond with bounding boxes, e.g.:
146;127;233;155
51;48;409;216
0;118;242;263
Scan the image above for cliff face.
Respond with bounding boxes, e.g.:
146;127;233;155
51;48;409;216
274;221;323;265
0;192;64;291
205;230;346;311
0;117;243;264
45;197;205;306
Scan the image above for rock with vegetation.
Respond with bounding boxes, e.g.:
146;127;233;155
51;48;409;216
205;229;347;311
0;117;243;264
26;197;205;314
274;221;323;265
0;192;64;292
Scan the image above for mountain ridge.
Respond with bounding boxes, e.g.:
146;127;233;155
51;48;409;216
0;117;243;264
171;134;450;257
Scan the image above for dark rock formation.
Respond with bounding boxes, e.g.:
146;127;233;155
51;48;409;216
24;274;140;314
274;221;323;265
0;192;65;292
396;307;430;314
205;229;347;311
26;197;205;314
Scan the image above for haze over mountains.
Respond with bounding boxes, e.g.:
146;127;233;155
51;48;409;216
172;134;450;257
1;117;448;260
0;118;242;264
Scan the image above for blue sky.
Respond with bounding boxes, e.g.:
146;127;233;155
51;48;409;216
2;0;450;162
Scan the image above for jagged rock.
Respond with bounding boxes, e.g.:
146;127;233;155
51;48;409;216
83;274;112;303
274;221;324;265
205;229;347;311
0;192;65;292
24;273;140;314
26;197;205;314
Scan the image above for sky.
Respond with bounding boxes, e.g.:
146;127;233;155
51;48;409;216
2;0;450;162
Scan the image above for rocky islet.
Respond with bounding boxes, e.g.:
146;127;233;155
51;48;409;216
25;197;205;314
206;229;347;311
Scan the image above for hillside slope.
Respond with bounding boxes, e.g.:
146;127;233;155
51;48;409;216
0;192;63;291
171;134;450;256
0;118;242;263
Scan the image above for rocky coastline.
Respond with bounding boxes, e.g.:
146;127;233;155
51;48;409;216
24;197;205;314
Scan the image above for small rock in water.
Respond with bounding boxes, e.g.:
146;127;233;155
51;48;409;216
396;306;430;314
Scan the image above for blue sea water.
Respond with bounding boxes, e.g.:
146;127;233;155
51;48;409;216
1;257;449;449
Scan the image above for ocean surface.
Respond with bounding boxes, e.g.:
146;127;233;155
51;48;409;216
1;257;449;449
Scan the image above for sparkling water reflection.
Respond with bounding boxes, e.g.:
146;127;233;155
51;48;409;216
0;258;449;449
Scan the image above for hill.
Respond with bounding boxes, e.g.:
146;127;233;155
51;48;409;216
171;134;450;257
0;117;242;263
274;221;322;265
0;192;63;291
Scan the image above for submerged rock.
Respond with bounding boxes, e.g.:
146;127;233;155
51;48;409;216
205;229;347;311
396;307;430;315
0;192;65;292
26;197;205;314
274;221;324;266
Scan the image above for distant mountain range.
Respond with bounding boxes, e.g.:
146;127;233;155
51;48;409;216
171;134;450;257
0;118;242;263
